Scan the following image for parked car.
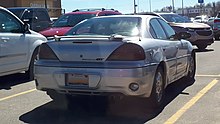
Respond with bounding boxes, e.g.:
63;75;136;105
0;6;47;80
138;12;214;50
39;8;122;37
193;15;209;23
207;17;215;26
208;12;220;40
8;7;52;32
34;15;196;108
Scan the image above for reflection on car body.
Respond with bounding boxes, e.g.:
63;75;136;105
34;15;196;108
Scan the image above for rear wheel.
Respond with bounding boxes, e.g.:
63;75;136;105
26;48;39;80
215;35;220;40
185;51;196;83
149;66;165;108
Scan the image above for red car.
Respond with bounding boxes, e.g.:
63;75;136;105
39;8;122;37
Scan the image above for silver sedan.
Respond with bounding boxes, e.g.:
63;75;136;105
34;15;196;108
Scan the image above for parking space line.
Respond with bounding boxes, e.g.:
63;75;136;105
0;89;36;102
164;79;219;124
196;74;220;78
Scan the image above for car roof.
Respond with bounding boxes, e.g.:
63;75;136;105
66;8;121;15
137;12;177;16
8;7;47;11
90;14;158;19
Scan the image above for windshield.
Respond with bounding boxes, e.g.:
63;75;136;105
161;14;192;23
53;14;96;27
65;17;141;36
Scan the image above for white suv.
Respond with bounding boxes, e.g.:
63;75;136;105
0;6;47;80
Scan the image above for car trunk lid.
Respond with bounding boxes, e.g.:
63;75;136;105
47;36;127;62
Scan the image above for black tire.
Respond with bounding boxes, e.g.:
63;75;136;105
26;48;39;80
215;35;219;40
149;66;165;108
185;51;196;83
196;44;207;50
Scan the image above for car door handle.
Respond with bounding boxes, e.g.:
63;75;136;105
1;37;10;42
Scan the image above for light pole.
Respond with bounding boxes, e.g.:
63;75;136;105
149;0;152;12
172;0;174;12
182;0;184;15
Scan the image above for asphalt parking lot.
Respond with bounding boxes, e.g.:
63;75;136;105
0;41;220;124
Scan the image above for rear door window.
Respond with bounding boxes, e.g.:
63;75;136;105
157;18;175;38
36;10;49;21
149;18;167;40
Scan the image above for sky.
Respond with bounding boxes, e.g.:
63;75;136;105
61;0;217;14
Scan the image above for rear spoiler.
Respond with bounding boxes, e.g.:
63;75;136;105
46;34;125;41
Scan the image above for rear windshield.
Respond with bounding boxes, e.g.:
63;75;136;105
65;17;141;37
53;14;96;27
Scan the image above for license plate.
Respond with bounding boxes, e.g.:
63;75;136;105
66;73;89;85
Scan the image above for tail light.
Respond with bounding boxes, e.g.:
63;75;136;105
39;43;59;60
107;43;145;61
214;19;220;23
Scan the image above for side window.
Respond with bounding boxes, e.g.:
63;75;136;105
149;24;156;38
36;11;49;21
22;10;34;19
157;19;175;38
149;18;167;40
0;10;22;33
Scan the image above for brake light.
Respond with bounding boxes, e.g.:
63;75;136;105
214;19;220;23
39;43;59;60
107;43;145;61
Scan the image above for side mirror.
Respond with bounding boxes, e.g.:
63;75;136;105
23;23;30;33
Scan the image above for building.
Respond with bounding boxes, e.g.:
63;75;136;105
176;7;213;18
0;0;62;17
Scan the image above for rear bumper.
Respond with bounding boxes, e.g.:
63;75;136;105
34;63;157;98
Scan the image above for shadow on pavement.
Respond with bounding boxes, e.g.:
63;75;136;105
19;78;195;124
0;73;31;90
195;48;214;53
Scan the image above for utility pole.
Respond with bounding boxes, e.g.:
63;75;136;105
149;0;152;12
45;0;47;9
134;0;137;14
